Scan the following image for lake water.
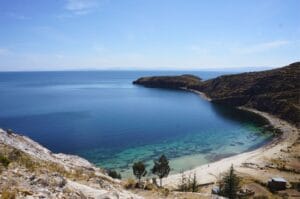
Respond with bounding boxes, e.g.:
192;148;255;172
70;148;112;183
0;71;273;177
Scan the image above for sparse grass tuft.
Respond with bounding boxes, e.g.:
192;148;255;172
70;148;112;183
1;189;16;199
0;146;37;171
0;155;10;168
253;195;269;199
124;178;136;189
160;188;170;197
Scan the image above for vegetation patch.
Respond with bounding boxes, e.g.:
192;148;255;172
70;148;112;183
107;169;122;179
0;189;16;199
0;155;10;168
124;178;136;189
177;172;199;192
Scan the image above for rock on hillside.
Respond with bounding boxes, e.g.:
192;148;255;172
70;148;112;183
0;128;142;199
133;62;300;127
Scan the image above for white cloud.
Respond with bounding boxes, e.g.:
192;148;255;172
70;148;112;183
65;0;99;15
235;40;290;54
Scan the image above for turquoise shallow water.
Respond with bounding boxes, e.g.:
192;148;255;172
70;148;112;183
0;71;273;178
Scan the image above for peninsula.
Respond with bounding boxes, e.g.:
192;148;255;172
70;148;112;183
134;62;300;127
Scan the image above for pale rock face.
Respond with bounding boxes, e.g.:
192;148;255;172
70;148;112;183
0;128;94;169
0;129;143;199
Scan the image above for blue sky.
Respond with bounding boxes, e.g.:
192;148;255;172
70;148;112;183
0;0;299;71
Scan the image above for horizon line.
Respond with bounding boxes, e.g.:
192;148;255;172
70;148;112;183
0;66;276;73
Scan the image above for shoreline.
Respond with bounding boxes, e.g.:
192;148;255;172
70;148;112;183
163;93;299;188
181;88;212;101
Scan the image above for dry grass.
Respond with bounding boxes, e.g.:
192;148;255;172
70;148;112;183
0;189;16;199
253;195;269;199
0;144;98;182
123;178;136;189
0;146;37;172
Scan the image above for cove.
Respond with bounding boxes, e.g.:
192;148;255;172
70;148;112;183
0;71;273;178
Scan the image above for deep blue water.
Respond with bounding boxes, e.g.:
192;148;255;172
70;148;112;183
0;71;272;177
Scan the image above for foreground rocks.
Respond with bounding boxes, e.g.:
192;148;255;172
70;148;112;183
0;129;142;199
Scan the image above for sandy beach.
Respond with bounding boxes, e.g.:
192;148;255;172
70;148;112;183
182;88;212;101
163;97;299;188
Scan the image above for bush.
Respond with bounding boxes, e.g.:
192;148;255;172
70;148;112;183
144;183;157;190
0;155;10;168
160;188;170;197
107;170;122;179
178;172;199;192
191;172;198;192
124;178;136;189
3;148;36;171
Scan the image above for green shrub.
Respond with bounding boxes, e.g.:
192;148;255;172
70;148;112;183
0;155;10;168
107;170;122;179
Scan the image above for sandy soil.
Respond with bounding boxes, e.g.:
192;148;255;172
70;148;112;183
184;88;212;101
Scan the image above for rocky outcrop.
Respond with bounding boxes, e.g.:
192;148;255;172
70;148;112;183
133;62;300;127
0;129;142;199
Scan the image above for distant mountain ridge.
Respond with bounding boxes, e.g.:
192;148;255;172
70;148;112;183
133;62;300;127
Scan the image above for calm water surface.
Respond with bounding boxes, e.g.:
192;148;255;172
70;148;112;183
0;71;272;177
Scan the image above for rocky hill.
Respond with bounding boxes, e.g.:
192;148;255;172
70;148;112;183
134;62;300;127
133;74;202;89
0;128;142;199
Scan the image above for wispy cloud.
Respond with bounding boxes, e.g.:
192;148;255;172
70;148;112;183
65;0;99;15
235;40;291;54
